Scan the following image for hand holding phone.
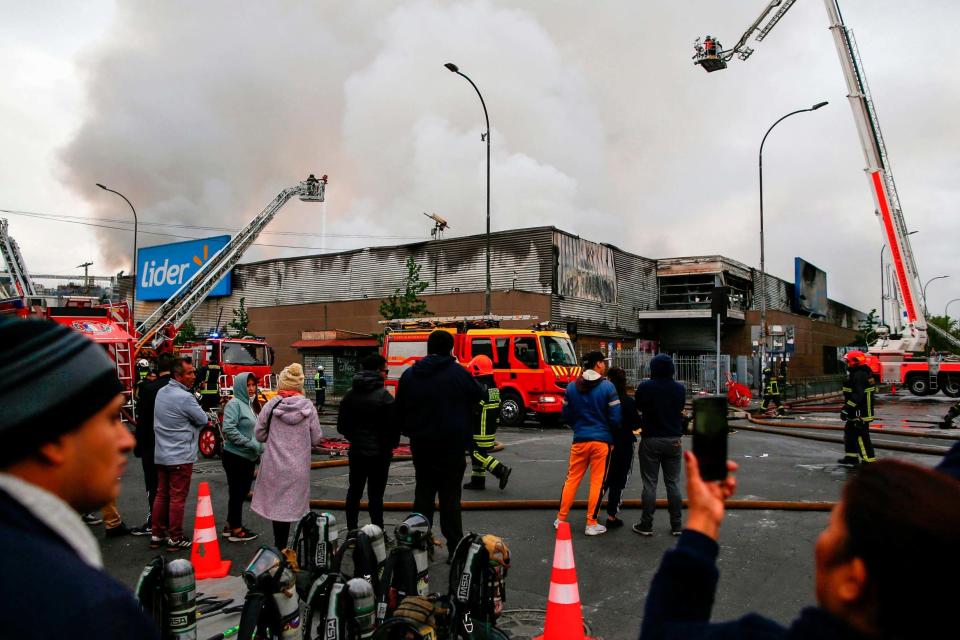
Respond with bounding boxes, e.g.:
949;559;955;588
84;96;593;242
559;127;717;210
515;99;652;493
692;395;729;481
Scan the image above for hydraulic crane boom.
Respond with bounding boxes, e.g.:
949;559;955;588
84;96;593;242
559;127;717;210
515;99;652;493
693;0;927;354
135;174;326;351
0;218;38;298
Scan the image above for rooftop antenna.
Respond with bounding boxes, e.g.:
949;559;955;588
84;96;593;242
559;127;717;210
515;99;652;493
424;212;450;240
77;261;93;288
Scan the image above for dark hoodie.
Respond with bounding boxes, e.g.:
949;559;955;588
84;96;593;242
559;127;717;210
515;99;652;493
396;354;483;453
636;354;686;438
337;370;399;457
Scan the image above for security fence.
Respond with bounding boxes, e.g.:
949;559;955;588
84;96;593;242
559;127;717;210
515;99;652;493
781;375;844;401
611;349;731;395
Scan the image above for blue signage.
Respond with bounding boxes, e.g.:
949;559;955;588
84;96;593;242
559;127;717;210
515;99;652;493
136;235;232;301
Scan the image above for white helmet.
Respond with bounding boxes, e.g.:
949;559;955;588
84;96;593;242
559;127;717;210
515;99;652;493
137;359;150;369
317;365;324;372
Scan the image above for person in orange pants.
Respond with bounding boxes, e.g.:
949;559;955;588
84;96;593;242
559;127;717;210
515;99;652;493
555;351;621;536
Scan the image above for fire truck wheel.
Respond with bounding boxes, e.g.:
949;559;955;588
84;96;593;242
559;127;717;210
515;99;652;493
906;374;931;397
198;425;222;459
499;390;526;427
940;373;960;398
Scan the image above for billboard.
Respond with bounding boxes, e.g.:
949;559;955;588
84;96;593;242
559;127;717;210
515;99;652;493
136;235;231;301
794;257;828;317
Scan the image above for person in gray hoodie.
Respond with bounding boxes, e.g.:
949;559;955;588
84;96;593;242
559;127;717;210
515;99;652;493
220;372;264;542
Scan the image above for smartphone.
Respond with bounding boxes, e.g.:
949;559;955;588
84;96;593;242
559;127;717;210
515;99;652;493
692;395;729;481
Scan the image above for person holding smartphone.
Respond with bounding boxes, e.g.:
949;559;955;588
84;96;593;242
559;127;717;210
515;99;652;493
640;454;960;639
633;354;686;537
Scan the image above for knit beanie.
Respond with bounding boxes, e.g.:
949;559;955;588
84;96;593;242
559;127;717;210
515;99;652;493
0;317;124;467
278;363;305;392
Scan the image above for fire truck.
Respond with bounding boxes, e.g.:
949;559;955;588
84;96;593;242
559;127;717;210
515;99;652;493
695;0;960;397
381;315;581;426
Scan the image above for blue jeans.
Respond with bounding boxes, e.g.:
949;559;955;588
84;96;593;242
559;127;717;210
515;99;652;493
638;437;683;530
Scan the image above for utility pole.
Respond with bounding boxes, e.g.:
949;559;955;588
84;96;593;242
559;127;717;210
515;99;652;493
77;262;93;289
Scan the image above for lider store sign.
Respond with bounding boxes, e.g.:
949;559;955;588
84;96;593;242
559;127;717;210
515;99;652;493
136;235;232;301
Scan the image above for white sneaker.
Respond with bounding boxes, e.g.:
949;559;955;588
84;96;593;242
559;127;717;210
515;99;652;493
553;519;563;530
585;523;607;536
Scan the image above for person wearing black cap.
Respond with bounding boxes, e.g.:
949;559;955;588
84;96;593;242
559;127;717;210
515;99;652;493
0;317;158;638
396;329;483;552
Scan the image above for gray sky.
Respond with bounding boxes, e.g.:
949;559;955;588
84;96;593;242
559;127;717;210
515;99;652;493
2;1;958;317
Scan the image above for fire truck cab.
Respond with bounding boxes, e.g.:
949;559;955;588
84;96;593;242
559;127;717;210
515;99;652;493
382;315;581;427
178;335;274;398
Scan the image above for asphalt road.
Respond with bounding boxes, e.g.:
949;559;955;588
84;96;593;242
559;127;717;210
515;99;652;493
96;392;957;639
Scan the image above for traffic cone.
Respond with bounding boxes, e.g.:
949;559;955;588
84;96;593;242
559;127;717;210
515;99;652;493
190;481;231;580
534;521;593;640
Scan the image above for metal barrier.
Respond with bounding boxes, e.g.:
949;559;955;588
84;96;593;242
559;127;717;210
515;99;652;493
610;350;730;395
782;375;844;401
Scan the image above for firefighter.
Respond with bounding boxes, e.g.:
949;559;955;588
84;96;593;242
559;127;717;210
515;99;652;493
760;364;784;417
463;355;511;491
704;35;715;57
838;350;878;466
943;400;959;430
314;365;327;414
195;358;222;411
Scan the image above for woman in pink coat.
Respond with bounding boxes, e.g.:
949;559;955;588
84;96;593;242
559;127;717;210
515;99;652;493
251;363;323;549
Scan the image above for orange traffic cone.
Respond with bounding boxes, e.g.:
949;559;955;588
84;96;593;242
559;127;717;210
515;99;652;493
534;521;593;640
190;481;231;579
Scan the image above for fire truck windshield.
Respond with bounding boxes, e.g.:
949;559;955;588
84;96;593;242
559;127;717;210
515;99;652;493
540;336;577;366
222;342;267;366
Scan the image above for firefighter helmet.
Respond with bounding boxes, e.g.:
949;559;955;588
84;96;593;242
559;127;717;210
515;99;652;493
844;350;868;367
468;355;494;377
137;358;150;369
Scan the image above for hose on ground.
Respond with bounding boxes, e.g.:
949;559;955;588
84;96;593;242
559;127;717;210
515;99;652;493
310;442;505;469
309;498;835;512
747;415;960;441
738;419;950;456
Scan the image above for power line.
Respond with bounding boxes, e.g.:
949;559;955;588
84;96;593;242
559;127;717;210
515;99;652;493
0;208;425;251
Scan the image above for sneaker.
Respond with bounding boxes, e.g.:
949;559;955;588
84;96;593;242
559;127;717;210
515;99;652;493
82;513;103;526
105;523;131;538
149;536;164;549
585;523;607;536
632;523;653;537
221;525;231;538
553;518;564;530
605;518;624;529
228;527;259;543
166;537;192;551
129;523;152;537
671;528;683;537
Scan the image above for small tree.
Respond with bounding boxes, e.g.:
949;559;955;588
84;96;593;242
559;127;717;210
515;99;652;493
928;315;960;354
174;318;198;345
379;256;431;321
229;297;250;336
851;309;879;346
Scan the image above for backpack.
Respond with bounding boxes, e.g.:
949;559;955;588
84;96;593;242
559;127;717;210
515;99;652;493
293;511;340;576
447;534;510;638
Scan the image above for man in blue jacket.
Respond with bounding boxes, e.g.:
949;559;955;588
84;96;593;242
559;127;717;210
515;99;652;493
0;317;159;639
396;330;483;551
640;454;960;639
634;354;686;537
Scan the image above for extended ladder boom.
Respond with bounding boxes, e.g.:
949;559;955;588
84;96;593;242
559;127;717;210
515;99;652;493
0;219;38;298
823;0;925;351
135;174;326;350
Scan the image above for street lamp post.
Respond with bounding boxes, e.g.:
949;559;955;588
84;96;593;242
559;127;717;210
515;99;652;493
945;298;960;320
880;230;917;326
444;62;492;316
922;275;950;315
96;184;138;330
757;101;828;371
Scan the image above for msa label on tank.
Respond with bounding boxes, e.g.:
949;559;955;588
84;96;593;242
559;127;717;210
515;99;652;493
316;541;327;569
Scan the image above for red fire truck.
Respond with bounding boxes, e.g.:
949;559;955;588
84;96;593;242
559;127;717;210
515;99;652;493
382;315;581;426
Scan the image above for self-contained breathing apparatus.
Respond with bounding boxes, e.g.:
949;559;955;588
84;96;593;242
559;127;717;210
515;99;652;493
237;545;302;640
135;556;198;640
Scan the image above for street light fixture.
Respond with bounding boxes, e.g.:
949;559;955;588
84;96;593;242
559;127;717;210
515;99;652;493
757;101;828;370
922;275;950;315
444;62;492;316
880;229;918;325
945;298;960;320
96;183;138;330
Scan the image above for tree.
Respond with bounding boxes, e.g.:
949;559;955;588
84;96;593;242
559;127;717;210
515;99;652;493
229;297;250;337
851;308;879;346
927;315;960;354
379;256;431;320
174;318;198;345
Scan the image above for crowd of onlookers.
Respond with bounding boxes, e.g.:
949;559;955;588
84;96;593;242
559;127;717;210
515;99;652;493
2;317;960;639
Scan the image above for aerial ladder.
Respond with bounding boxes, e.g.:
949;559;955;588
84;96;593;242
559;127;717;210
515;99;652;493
693;1;960;397
135;174;327;353
0;218;39;299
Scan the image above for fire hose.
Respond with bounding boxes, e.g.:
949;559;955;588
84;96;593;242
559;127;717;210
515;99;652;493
739;417;951;456
746;415;960;441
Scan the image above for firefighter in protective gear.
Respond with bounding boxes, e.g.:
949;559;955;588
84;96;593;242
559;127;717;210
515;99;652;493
839;350;878;466
463;356;512;491
943;400;959;430
760;365;785;416
195;359;222;411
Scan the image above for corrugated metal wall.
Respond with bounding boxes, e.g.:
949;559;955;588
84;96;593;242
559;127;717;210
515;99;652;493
135;227;556;332
550;230;658;338
750;270;792;313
